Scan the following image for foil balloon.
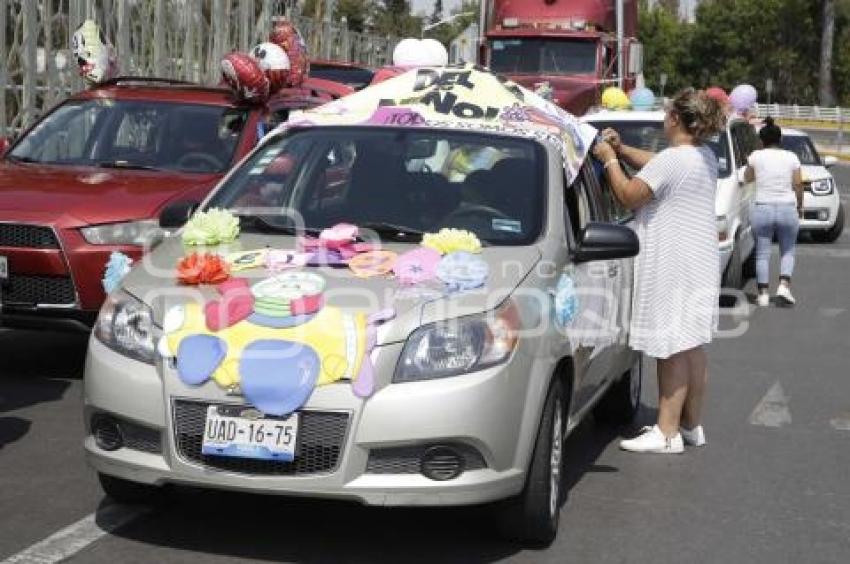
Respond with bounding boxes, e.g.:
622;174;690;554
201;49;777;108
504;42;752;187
221;52;270;103
269;18;309;87
601;87;631;110
71;20;118;86
629;87;655;111
729;84;758;113
250;42;291;94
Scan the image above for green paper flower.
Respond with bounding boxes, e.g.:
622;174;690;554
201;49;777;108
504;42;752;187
182;208;240;246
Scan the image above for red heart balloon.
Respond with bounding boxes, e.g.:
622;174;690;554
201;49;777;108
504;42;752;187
221;52;270;103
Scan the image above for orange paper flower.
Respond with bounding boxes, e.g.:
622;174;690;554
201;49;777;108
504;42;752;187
177;253;231;285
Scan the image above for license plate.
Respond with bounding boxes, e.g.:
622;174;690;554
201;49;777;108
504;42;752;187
0;256;7;280
201;406;299;461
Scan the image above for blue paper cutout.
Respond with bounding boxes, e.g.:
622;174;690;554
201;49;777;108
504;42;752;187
554;274;579;327
437;251;489;292
102;251;133;294
247;313;317;329
239;340;320;416
176;335;227;385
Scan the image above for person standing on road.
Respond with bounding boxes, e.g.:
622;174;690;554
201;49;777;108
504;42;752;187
592;88;725;454
744;117;804;307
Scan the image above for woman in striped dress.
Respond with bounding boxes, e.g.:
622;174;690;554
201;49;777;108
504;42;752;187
592;88;725;454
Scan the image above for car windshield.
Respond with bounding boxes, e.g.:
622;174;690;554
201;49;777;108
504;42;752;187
588;120;732;178
489;38;597;75
208;127;546;246
781;135;821;165
8;99;248;173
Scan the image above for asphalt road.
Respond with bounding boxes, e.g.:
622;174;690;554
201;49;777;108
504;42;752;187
1;168;849;563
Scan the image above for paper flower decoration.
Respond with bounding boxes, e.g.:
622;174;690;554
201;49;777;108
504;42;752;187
182;208;240;246
554;274;579;327
393;247;441;285
102;251;133;294
266;250;311;272
436;251;489;291
421;228;482;255
348;251;398;278
177;253;231;285
319;223;358;249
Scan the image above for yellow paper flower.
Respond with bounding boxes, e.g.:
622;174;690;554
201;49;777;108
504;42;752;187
182;208;240;246
421;228;482;255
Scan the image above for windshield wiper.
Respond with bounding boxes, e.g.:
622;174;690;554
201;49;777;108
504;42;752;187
236;214;321;236
359;222;424;241
96;161;160;171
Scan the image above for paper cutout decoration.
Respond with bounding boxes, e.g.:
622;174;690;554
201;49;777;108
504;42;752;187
393;247;441;285
204;278;255;331
353;309;396;398
251;272;325;317
554;274;579;327
266;250;311;272
221;52;270;104
239;340;320;416
436;251;489;291
319;223;358;248
348;250;398;278
227;249;268;272
176;335;228;385
269;18;309;88
248;312;317;329
177;253;230;285
421;228;482;255
102;251;133;294
182;208;240;246
250;42;291;94
71;20;118;86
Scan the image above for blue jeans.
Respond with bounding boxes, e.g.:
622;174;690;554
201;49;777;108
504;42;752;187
751;203;800;286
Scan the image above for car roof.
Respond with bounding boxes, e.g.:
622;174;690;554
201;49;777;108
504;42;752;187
581;109;665;122
72;77;243;107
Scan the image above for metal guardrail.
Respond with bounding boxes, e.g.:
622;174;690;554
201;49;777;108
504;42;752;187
755;103;849;124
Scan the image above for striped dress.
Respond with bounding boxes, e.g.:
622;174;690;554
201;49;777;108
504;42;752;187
630;145;720;359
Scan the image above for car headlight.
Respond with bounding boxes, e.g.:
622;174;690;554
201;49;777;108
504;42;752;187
717;215;730;242
81;220;161;245
394;301;520;383
809;178;834;195
94;290;158;364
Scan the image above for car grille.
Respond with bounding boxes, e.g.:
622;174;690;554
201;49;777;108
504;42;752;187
0;224;59;248
2;275;76;306
366;444;487;474
172;400;349;476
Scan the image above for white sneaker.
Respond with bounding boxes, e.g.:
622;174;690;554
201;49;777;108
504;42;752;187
619;425;684;454
756;292;770;307
680;425;706;447
775;284;796;306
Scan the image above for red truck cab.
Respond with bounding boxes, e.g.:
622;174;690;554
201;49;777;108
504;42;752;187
481;0;642;115
0;77;349;331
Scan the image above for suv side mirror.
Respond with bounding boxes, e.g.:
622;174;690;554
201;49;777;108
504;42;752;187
159;200;199;229
573;222;639;263
0;137;11;158
823;155;838;168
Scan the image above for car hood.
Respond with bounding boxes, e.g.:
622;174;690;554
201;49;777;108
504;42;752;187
0;162;219;227
124;233;542;345
801;165;831;183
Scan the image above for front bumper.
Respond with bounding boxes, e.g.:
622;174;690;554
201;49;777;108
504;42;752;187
83;337;533;506
799;191;840;231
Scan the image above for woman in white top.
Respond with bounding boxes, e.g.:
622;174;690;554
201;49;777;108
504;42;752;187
744;117;804;307
593;89;724;454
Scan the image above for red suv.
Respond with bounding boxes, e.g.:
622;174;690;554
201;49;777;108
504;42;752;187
0;76;349;331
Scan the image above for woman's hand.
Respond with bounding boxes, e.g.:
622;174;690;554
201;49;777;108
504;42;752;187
593;140;617;163
600;128;622;153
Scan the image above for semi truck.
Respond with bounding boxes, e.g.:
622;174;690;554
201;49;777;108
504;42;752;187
478;0;643;115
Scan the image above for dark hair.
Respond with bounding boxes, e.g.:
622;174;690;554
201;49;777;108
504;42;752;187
669;88;726;140
759;116;782;147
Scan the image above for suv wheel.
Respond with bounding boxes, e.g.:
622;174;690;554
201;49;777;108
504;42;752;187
593;355;642;425
720;236;743;307
98;473;162;505
811;203;845;243
495;378;564;546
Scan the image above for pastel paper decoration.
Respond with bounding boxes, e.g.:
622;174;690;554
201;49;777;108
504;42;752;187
729;84;758;113
393;247;441;285
221;52;270;104
239;340;321;416
601;87;631;110
182;208;240;246
421;228;482;255
319;223;358;249
248;312;317;329
71;20;118;86
629;87;655;111
176;335;228;385
250;42;291;94
177;253;230;285
352;308;397;398
102;251;133;294
554;274;579;327
265;250;311;272
348;250;398;278
251;272;325;317
204;278;255;331
436;251;489;291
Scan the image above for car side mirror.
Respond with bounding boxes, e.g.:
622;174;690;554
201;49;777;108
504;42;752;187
159;200;200;229
573;222;639;263
823;155;838;168
0;137;11;158
737;168;747;185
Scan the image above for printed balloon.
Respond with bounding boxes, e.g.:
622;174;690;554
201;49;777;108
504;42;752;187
71;20;118;86
251;42;291;94
269;18;309;87
221;52;270;103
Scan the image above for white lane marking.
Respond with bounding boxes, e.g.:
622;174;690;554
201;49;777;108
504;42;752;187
1;504;147;564
830;415;850;432
749;382;792;428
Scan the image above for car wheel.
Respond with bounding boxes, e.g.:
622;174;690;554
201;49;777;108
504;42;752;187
720;237;743;307
811;203;845;243
593;355;642;425
98;473;162;505
494;378;564;546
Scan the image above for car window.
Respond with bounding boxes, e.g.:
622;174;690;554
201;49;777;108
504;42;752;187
565;171;595;244
731;123;758;168
781;135;821;165
583;159;633;224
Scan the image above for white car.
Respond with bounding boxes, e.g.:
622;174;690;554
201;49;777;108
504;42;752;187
774;128;844;243
582;110;757;298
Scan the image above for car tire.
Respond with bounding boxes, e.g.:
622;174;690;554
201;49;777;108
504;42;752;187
811;203;845;243
494;378;564;547
98;473;162;505
593;356;642;425
720;237;743;307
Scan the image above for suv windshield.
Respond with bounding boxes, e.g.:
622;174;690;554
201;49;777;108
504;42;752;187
8;99;248;173
588;120;732;178
208;127;546;246
489;38;597;75
781;135;821;165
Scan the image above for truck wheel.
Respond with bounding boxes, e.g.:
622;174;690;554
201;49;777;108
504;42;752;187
98;473;162;505
593;355;642;425
494;378;564;546
811;203;845;243
720;238;743;307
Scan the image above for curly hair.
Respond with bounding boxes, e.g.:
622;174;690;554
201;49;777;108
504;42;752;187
668;88;727;141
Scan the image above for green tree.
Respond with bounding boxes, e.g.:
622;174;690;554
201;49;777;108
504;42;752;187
423;1;479;50
371;0;423;37
302;0;371;32
638;3;693;94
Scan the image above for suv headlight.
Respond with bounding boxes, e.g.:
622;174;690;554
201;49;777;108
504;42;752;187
394;301;520;383
94;290;158;364
81;220;161;245
809;178;834;195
